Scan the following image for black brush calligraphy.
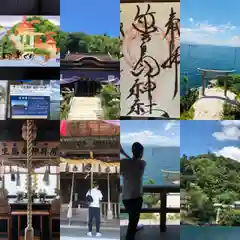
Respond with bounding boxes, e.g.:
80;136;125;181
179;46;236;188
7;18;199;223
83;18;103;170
162;7;180;99
127;4;159;116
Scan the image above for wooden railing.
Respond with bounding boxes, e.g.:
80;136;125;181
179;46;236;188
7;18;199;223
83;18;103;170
120;185;180;232
100;202;120;219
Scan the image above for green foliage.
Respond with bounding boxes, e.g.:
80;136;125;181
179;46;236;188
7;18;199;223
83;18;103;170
99;84;120;119
143;178;159;208
180;80;198;120
60;102;69;120
218;208;240;226
181;154;240;225
60;91;74;120
60;31;120;58
33;48;50;55
180;107;195;120
222;102;240;120
217;74;240;95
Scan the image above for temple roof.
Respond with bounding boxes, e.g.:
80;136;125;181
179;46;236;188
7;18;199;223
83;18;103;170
63;53;114;62
61;53;119;70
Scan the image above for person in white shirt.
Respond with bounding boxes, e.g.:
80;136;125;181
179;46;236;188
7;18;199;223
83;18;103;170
86;181;103;237
121;142;146;240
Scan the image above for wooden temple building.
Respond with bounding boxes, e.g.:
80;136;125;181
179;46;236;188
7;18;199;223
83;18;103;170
60;120;120;221
0;120;60;240
60;53;120;97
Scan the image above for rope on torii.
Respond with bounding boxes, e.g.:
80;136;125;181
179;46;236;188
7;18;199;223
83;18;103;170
25;120;34;240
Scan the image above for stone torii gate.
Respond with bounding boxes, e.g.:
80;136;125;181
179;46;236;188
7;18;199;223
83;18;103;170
197;68;236;96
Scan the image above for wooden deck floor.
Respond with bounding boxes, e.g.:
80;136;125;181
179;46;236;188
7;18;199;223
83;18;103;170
120;225;180;240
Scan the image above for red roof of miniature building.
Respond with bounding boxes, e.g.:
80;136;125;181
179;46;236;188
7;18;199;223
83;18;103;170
46;36;56;44
18;16;33;29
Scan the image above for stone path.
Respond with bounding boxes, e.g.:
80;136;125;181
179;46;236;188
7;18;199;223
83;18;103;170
193;88;237;120
68;97;103;120
60;227;119;240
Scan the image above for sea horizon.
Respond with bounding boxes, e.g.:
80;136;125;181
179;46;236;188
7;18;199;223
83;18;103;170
180;43;240;94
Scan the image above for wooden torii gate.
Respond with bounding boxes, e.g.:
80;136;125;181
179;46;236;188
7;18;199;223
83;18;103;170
197;68;236;96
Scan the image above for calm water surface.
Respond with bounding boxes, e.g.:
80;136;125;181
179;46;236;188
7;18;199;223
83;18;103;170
181;226;240;240
180;43;240;94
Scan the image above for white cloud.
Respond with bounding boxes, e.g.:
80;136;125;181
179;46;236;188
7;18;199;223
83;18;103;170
213;121;240;141
189;17;194;23
165;120;178;131
221;120;240;127
121;130;180;146
181;20;239;46
214;146;240;162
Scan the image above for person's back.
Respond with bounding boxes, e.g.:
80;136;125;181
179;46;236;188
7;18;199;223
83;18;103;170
121;142;146;240
87;188;103;208
121;159;146;200
86;182;103;237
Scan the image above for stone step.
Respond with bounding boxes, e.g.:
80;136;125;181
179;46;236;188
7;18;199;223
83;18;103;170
68;97;103;120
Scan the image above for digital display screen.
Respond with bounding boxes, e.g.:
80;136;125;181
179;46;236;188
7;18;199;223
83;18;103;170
10;95;50;119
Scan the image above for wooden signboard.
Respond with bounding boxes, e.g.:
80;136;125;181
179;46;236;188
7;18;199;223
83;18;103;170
0;141;59;159
65;120;120;137
120;0;180;118
61;136;120;152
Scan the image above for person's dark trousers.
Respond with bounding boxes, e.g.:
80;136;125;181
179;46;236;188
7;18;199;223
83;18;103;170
88;207;101;232
122;197;143;240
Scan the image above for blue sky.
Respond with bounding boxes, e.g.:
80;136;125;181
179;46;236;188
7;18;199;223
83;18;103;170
120;120;180;146
181;120;240;161
181;0;240;46
60;0;119;36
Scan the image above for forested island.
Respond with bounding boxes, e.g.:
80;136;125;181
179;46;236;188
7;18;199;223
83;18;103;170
181;153;240;226
59;31;120;58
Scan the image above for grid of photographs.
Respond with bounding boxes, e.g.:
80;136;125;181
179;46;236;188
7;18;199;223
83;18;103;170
0;0;239;240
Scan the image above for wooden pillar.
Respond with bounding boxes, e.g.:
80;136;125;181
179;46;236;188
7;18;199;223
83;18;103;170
160;192;167;232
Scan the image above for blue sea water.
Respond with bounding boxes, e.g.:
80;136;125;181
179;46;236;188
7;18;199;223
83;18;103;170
181;226;240;240
180;43;240;95
121;145;180;185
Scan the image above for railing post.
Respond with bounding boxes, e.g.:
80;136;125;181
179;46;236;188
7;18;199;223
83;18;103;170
160;192;167;232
